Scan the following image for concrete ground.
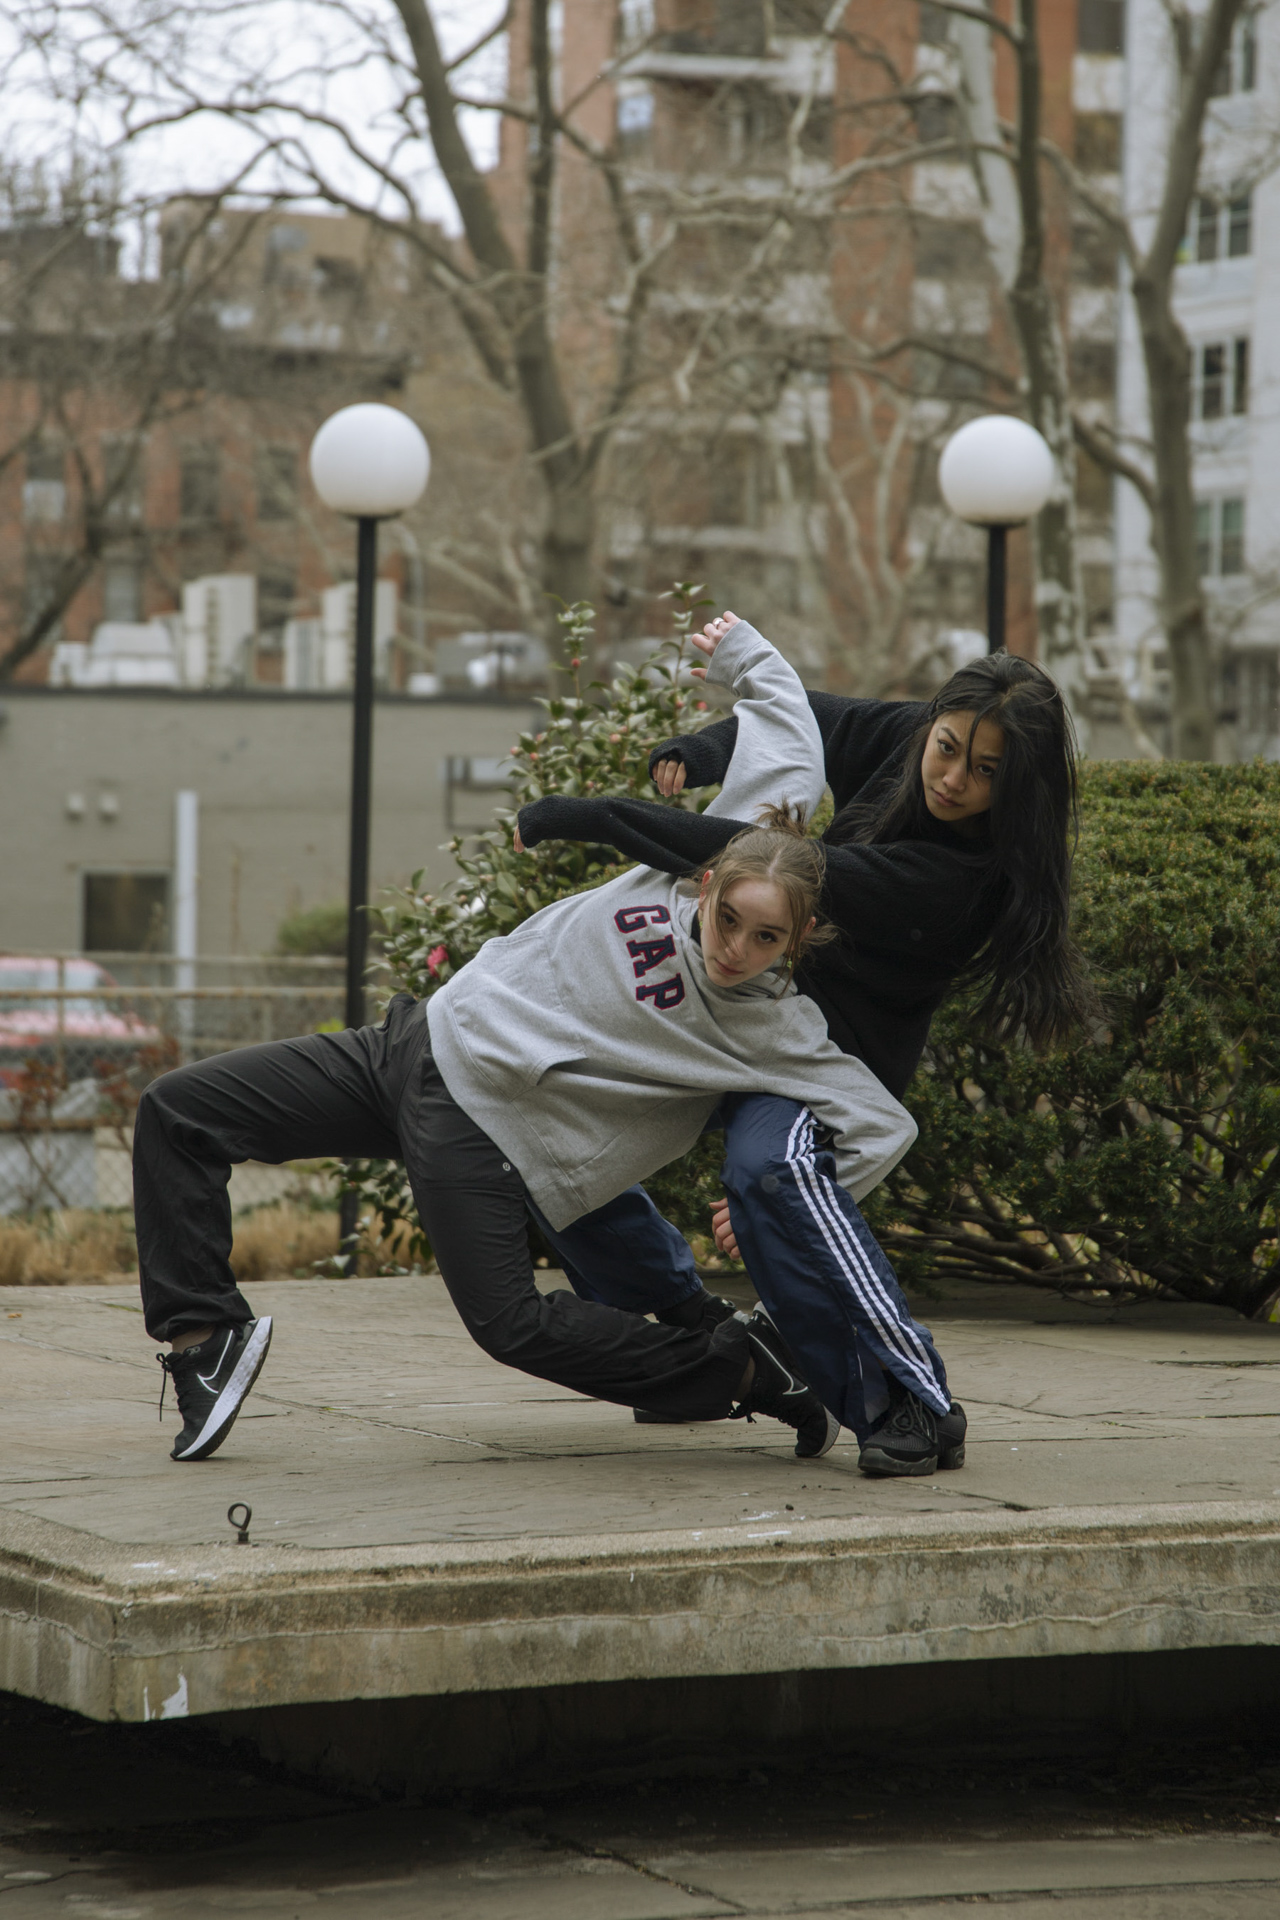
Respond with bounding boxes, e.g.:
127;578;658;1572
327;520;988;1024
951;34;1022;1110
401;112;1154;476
3;1269;1279;1552
4;1273;1280;1912
3;1270;1280;1740
3;1685;1280;1919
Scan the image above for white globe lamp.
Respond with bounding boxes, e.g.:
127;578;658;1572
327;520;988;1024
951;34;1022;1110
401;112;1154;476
309;405;432;1260
309;402;430;519
937;415;1055;653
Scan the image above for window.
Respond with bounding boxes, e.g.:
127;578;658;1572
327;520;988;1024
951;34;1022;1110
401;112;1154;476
915;93;957;144
103;558;143;623
1078;0;1125;55
1210;11;1258;95
1201;343;1226;419
617;0;654;51
83;873;169;953
617;83;654;154
23;551;66;643
258;566;296;635
256;444;298;521
1234;336;1250;413
1194;338;1248;419
1074;112;1121;172
1221;497;1245;573
1185;192;1253;263
1196;196;1219;261
313;255;360;295
1196;496;1247;576
919;2;952;45
1228;192;1252;256
23;439;66;523
101;435;144;528
179;441;220;524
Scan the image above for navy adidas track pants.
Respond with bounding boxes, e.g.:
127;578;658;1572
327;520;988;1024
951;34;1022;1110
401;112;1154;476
540;1092;951;1442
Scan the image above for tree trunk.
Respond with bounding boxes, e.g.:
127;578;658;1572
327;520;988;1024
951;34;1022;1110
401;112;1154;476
1008;1;1089;728
1123;0;1245;760
1131;283;1216;758
956;1;1089;735
395;0;595;653
542;472;596;615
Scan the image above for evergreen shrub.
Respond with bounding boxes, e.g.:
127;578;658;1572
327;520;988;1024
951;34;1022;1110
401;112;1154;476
349;607;1280;1319
870;761;1280;1318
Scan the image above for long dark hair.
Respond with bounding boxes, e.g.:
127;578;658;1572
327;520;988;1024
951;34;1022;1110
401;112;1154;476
829;652;1093;1046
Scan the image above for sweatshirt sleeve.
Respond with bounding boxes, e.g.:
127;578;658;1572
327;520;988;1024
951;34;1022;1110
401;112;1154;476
776;999;918;1200
517;793;747;875
697;618;826;823
650;691;928;814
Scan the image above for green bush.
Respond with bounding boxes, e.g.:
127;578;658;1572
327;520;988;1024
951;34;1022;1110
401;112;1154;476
866;762;1280;1318
351;612;1280;1319
277;902;350;956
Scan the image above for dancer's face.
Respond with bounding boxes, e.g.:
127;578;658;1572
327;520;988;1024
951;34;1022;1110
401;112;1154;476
921;710;1005;828
697;875;813;987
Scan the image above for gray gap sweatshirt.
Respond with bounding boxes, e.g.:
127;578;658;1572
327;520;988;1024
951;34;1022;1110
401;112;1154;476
427;619;916;1231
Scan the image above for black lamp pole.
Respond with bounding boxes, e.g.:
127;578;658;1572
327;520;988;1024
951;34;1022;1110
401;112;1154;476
985;523;1008;654
339;514;378;1254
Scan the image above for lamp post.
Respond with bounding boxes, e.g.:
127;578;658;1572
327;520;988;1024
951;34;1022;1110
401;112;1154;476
938;415;1054;652
309;402;430;1250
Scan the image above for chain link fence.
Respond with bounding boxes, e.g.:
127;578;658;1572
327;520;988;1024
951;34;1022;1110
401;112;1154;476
0;953;391;1215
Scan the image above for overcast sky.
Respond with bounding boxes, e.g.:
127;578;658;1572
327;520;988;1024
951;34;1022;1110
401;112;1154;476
3;1;510;255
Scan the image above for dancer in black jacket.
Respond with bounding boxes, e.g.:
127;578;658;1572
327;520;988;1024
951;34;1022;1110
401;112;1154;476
518;650;1092;1477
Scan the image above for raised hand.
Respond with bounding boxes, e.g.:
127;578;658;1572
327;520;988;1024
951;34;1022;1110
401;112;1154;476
689;610;739;679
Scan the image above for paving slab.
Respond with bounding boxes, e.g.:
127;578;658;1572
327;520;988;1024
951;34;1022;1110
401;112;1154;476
1;1274;1279;1723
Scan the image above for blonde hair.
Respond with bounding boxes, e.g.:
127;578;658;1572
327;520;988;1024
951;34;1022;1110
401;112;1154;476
683;802;836;979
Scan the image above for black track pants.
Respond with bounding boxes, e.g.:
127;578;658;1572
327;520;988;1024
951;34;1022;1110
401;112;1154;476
133;995;748;1420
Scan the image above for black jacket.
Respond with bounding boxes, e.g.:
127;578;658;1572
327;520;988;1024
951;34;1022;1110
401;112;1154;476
517;693;1000;1099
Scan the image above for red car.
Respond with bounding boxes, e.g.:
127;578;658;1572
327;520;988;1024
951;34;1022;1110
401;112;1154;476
0;956;164;1084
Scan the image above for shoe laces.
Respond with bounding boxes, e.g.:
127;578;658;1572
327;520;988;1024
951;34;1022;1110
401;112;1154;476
156;1346;195;1422
884;1388;934;1441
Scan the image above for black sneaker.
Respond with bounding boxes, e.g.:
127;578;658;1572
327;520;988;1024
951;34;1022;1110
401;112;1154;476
157;1317;273;1463
731;1309;840;1460
936;1399;967;1470
858;1378;939;1477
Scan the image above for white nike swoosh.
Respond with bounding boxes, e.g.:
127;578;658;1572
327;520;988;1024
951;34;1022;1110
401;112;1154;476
196;1332;235;1392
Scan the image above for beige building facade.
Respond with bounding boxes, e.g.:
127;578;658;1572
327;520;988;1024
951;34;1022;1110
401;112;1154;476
0;689;536;958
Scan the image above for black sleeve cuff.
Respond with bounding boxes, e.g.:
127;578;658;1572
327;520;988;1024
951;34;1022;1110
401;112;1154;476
648;714;739;790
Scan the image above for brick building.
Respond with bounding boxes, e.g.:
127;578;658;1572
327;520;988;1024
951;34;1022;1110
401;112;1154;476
0;201;521;689
492;0;1125;692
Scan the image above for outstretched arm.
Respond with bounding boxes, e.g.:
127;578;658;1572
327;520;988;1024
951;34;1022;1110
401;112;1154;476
517;792;746;874
651;691;928;813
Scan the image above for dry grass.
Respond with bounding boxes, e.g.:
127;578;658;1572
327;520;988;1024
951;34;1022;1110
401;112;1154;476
228;1206;339;1285
0;1203;425;1286
0;1210;137;1286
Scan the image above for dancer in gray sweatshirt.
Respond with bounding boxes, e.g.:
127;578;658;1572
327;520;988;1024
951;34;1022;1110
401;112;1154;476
137;616;914;1467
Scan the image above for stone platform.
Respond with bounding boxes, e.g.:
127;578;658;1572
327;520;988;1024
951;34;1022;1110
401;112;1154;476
2;1273;1279;1727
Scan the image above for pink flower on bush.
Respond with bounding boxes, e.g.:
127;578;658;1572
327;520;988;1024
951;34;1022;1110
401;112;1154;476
426;944;449;977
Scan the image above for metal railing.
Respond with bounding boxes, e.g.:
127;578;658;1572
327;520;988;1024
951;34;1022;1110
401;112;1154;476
0;954;389;1214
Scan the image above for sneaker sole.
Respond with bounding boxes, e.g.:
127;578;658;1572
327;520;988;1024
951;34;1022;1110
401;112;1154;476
858;1445;939;1478
172;1317;273;1463
938;1441;966;1470
796;1405;841;1460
